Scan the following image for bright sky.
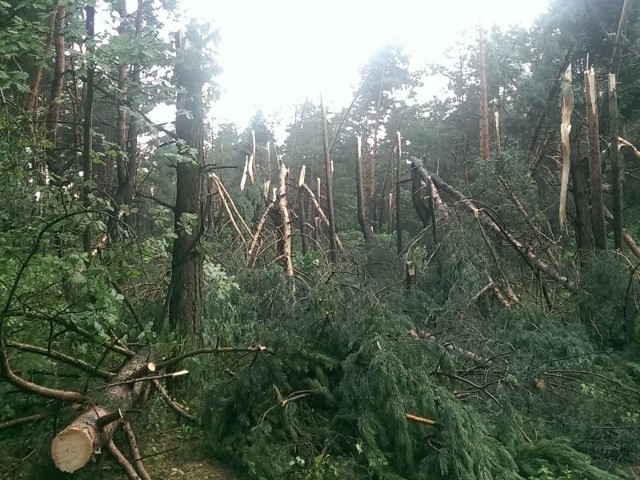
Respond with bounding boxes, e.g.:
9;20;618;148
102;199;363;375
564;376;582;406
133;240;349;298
179;0;550;128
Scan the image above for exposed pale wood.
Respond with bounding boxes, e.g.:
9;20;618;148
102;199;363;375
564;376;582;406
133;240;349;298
559;64;573;227
277;163;294;277
405;413;437;427
51;353;155;473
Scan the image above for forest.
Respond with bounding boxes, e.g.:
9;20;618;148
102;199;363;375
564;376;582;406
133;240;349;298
1;0;640;478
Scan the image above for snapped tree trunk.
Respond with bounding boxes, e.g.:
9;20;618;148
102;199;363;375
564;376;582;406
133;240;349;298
356;137;373;243
167;31;206;346
570;129;594;263
585;68;607;250
51;354;155;473
609;74;623;250
320;98;338;262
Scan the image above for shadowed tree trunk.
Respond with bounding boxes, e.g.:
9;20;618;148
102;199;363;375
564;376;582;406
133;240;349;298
321;98;338;262
168;30;207;347
356;137;373;243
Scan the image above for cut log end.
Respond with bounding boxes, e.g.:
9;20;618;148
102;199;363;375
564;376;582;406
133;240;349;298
51;428;94;473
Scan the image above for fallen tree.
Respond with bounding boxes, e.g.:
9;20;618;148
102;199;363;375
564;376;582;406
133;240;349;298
409;157;578;293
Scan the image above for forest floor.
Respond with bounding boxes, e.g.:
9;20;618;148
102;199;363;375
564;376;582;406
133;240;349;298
139;428;242;480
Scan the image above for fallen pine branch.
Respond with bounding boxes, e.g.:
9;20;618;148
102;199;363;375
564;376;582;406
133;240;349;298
155;345;269;370
405;413;438;427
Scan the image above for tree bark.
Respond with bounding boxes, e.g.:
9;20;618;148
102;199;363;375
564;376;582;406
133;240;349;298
82;5;96;255
24;0;59;112
395;131;403;254
611;0;635;76
167;31;206;346
609;74;623;250
356;137;373;242
45;3;66;178
570;129;594;263
479;31;490;160
585;69;607;250
320;99;338;262
51;354;155;473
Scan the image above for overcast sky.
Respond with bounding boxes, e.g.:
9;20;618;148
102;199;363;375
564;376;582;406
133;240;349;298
178;0;550;128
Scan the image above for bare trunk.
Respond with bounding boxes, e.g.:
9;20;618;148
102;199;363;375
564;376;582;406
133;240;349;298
479;32;490;160
585;69;607;250
570;130;594;262
609;74;623;250
45;4;66;178
321;99;338;262
82;5;96;254
395;131;403;254
356;137;373;242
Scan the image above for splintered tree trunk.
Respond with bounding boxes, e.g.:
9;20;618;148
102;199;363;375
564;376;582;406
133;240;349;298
411;164;432;228
585;69;607;250
356;137;373;243
168;32;206;346
51;355;155;473
570;129;593;262
321;99;338;262
479;31;490;160
609;74;623;250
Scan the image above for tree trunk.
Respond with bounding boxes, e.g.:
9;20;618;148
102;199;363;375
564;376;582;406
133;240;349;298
320;99;338;262
609;74;623;250
479;31;490;160
611;0;635;76
411;164;432;228
45;3;66;179
82;5;96;255
585;69;607;250
51;354;155;473
395;131;403;254
356;137;373;243
168;31;206;346
570;129;594;263
24;0;59;112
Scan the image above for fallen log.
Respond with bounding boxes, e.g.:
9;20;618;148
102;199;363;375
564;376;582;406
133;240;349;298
51;353;156;473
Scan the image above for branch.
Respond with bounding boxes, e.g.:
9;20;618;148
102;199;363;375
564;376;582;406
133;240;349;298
155;345;270;370
6;340;113;380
